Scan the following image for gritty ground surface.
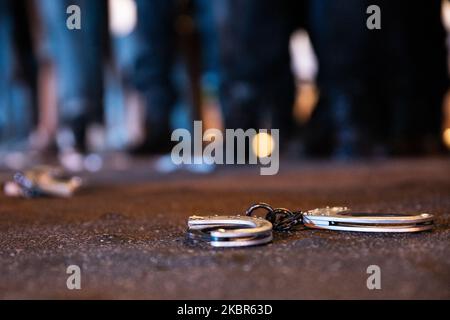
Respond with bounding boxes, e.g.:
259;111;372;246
0;158;449;299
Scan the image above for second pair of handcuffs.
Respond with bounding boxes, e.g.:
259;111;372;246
3;166;82;198
186;203;434;248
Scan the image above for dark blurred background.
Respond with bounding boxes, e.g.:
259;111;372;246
0;0;449;172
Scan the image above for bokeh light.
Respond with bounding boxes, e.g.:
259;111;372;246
443;128;450;149
108;0;137;37
252;132;275;158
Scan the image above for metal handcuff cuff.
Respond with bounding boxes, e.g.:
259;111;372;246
186;203;434;248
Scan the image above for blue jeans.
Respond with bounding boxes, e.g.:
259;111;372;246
0;0;35;145
37;0;106;127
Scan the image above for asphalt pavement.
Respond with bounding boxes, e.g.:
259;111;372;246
0;158;449;299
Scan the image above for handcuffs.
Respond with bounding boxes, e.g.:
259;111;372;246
3;166;82;198
187;215;273;247
186;203;434;248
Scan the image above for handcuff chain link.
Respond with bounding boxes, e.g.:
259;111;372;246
245;203;304;232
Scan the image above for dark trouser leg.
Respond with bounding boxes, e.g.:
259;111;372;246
214;0;296;149
0;0;36;146
384;1;447;154
131;0;177;153
306;0;370;158
0;0;14;144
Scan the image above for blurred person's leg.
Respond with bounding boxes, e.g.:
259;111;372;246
305;0;369;158
192;0;222;133
24;0;58;153
112;53;147;151
0;0;14;145
37;0;107;154
131;0;178;153
30;59;58;152
383;1;448;154
0;0;36;149
307;0;448;158
106;0;147;151
214;0;297;149
177;0;203;128
195;0;220;86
